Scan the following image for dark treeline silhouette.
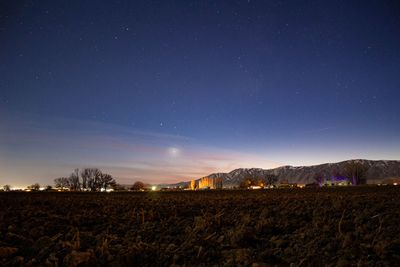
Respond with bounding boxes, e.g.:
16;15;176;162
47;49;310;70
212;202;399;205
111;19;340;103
130;181;145;191
27;183;41;191
312;161;369;186
343;161;368;185
3;185;11;191
1;161;372;192
328;162;369;185
54;168;117;191
313;173;324;186
239;174;278;188
238;161;369;188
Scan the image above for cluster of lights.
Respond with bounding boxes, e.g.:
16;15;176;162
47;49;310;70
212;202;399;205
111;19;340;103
377;183;398;186
100;188;115;192
3;181;398;192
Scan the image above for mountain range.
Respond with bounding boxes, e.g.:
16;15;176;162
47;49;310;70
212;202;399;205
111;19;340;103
166;159;400;188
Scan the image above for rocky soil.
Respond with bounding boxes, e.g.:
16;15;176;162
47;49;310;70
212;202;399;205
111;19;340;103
1;186;399;266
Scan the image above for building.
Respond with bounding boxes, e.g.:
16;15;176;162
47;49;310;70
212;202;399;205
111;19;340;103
190;179;196;190
198;176;223;189
323;176;351;186
278;179;297;188
249;185;263;190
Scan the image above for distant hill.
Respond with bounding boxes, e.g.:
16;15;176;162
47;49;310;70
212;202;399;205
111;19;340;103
165;159;400;188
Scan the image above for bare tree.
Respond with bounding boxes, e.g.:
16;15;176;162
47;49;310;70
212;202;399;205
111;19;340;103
131;181;145;191
81;170;88;190
55;168;118;192
28;183;40;191
81;168;103;191
265;174;278;186
54;177;70;190
80;168;91;190
44;185;53;191
313;173;324;186
68;168;81;191
3;185;11;191
99;173;117;190
344;161;368;185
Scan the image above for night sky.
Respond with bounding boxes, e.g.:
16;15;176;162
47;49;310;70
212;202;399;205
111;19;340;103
1;1;400;187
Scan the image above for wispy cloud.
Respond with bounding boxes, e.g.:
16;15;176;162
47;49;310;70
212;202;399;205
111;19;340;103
0;112;282;186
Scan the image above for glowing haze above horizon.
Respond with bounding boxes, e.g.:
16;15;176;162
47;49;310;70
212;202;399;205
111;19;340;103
1;1;400;187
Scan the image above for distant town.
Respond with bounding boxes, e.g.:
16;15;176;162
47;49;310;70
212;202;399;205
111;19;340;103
2;160;400;192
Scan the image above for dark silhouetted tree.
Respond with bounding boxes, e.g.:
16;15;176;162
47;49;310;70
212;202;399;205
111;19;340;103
313;173;324;186
80;168;91;190
44;185;53;191
265;174;278;186
344;161;368;185
55;168;118;192
99;173;117;190
68;168;81;191
131;181;145;191
54;177;70;190
239;176;265;188
81;168;102;191
3;185;11;191
28;183;40;191
112;183;126;191
239;178;252;188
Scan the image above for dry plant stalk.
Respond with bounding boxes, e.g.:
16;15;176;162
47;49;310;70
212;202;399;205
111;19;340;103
338;209;346;237
72;228;80;250
371;215;383;246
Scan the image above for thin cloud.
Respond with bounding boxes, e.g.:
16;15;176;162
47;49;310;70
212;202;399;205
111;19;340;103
1;112;283;186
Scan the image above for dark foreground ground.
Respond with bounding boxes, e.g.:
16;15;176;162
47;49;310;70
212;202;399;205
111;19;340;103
0;187;399;267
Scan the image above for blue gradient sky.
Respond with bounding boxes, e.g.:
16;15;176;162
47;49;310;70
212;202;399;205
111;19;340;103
1;1;400;186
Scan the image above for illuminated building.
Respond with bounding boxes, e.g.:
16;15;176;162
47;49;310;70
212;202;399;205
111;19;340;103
198;176;223;189
190;179;196;190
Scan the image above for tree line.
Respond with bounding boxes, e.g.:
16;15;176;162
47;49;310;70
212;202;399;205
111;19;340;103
313;161;369;186
240;161;369;188
54;168;117;191
0;162;372;192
